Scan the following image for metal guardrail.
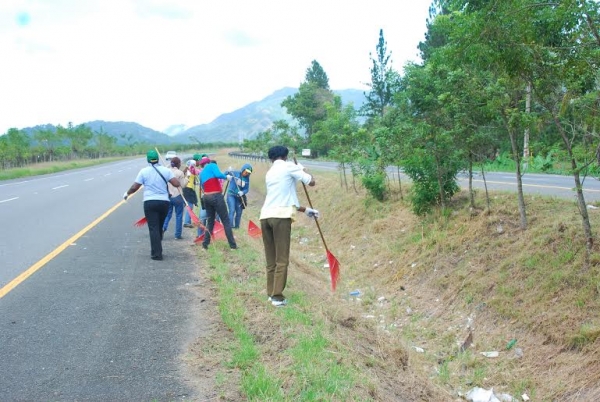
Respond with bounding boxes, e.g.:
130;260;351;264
227;152;268;163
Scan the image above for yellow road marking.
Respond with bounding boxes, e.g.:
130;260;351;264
0;198;133;299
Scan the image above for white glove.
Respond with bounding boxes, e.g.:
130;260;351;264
235;178;243;187
226;174;233;181
305;208;319;218
238;190;244;197
296;163;305;171
123;191;128;200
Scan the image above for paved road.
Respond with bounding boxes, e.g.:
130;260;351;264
0;159;212;401
297;159;600;202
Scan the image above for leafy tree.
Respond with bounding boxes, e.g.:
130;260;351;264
399;62;464;213
1;128;31;168
305;60;330;90
362;29;400;119
313;101;364;191
33;128;61;162
529;0;600;252
282;60;337;146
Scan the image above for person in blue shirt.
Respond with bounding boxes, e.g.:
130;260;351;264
224;163;253;229
123;150;181;260
198;157;237;250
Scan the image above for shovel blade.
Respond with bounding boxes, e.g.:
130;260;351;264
213;220;226;240
134;217;147;227
193;233;205;243
248;220;262;238
327;250;340;291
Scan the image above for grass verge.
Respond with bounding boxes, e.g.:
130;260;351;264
0;157;131;180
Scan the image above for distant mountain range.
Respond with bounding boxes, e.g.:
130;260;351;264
20;87;367;145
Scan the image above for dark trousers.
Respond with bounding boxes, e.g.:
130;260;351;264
202;193;237;249
260;218;292;301
144;200;170;259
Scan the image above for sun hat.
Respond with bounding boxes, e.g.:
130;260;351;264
193;154;202;161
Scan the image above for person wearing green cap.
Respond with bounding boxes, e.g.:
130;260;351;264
123;150;182;260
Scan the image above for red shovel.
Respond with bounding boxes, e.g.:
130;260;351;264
193;219;226;243
293;157;340;291
248;220;262;238
134;216;147;227
212;219;227;240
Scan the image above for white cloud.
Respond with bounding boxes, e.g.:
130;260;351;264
0;0;431;134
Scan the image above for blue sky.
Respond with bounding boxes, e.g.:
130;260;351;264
0;0;432;134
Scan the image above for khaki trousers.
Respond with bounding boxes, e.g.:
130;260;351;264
260;218;292;301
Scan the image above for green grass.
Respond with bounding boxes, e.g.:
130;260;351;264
0;157;129;180
200;237;369;401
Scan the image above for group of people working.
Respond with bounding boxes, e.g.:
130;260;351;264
124;146;319;307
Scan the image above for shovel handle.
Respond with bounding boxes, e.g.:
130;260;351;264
293;157;329;252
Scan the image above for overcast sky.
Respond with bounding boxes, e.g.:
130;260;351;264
0;0;432;134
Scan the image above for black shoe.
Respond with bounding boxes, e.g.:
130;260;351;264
202;244;208;250
175;236;182;240
151;256;163;261
183;224;193;228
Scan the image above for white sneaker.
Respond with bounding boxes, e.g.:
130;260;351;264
271;299;287;307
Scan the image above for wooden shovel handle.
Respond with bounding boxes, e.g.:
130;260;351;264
293;157;329;252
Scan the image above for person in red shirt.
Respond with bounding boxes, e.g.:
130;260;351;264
198;157;237;250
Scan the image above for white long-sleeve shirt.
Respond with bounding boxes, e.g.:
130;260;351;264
259;159;312;221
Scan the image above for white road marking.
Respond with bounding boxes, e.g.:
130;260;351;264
0;197;19;203
52;185;69;190
104;173;111;176
84;178;94;181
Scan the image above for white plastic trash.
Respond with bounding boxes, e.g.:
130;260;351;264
466;387;501;402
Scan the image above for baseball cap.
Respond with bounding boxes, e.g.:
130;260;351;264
147;150;159;163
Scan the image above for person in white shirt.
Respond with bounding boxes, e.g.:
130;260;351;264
123;150;181;260
259;145;319;307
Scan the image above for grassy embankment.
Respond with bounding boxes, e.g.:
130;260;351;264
191;152;600;401
0;157;132;181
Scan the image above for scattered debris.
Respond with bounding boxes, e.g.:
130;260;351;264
413;346;424;353
466;387;494;402
522;393;530;401
587;204;599;209
514;348;523;359
480;351;499;358
349;290;361;297
506;339;517;350
460;331;474;352
465;387;509;402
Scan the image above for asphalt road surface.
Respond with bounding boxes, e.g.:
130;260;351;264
298;160;600;202
0;159;211;401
